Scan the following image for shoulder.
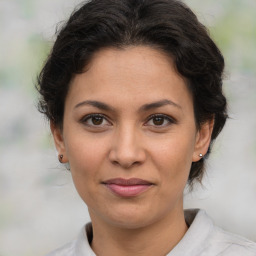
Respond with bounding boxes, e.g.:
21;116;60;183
45;241;75;256
190;209;256;255
175;209;256;256
205;225;256;255
44;223;95;256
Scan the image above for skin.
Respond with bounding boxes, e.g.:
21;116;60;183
52;46;214;256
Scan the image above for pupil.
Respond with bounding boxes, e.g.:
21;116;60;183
92;116;103;125
153;117;164;125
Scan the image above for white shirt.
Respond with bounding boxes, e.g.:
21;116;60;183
46;209;256;256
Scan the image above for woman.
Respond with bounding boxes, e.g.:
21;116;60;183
37;0;256;255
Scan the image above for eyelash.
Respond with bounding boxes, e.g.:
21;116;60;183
145;114;177;127
80;114;111;127
80;113;176;128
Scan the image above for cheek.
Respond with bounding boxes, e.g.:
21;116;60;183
150;132;195;182
64;134;110;207
65;132;109;179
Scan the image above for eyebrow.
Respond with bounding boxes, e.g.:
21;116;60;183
74;100;114;111
138;99;181;112
74;99;181;112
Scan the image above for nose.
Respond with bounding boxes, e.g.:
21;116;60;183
108;125;146;169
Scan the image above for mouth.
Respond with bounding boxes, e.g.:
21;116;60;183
102;178;154;197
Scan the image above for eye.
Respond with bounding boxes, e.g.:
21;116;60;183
81;114;111;127
145;114;176;127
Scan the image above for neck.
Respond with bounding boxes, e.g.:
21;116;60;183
90;208;188;256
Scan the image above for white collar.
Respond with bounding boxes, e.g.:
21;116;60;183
74;209;211;256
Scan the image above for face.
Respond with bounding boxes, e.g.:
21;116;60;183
52;46;212;229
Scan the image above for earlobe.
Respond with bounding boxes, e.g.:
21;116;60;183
192;119;214;162
50;121;68;163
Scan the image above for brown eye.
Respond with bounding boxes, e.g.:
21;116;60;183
81;114;111;127
145;114;176;127
152;116;164;125
91;116;103;125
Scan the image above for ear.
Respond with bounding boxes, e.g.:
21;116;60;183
50;121;68;163
192;118;214;162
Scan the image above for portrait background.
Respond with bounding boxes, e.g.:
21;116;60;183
0;0;256;255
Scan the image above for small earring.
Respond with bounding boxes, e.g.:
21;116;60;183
58;154;63;163
199;153;203;157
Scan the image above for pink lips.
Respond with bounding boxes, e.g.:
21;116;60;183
103;178;153;197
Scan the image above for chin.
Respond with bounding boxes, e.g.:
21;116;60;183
108;214;154;230
89;202;156;230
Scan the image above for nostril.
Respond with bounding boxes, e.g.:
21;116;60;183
112;160;119;166
111;159;142;169
108;137;146;169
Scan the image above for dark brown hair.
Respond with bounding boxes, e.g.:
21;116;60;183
37;0;228;185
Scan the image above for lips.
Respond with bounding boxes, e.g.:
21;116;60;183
102;178;153;197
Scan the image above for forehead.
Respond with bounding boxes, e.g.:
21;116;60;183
85;46;181;89
66;46;192;111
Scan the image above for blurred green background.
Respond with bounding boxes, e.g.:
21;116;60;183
0;0;256;255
